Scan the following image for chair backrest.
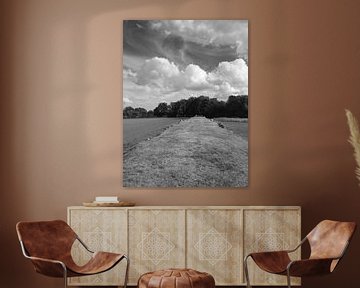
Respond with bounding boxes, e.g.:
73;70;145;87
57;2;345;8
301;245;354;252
16;220;77;261
307;220;356;261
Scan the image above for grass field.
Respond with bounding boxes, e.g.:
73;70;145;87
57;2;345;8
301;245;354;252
214;118;248;140
123;118;181;155
123;116;248;187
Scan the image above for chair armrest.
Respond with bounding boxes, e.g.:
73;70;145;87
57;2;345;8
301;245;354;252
76;236;94;253
286;237;307;253
287;258;336;277
26;255;64;265
249;250;289;255
245;237;306;259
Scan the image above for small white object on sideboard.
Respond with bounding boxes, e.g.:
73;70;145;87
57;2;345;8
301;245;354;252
67;206;301;286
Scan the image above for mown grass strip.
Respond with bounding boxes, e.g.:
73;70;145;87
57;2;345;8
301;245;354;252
123;117;248;187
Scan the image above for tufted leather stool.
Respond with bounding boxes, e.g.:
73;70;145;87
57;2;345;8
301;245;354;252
138;268;215;288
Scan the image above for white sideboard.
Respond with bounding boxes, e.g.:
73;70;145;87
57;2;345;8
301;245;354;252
67;206;301;286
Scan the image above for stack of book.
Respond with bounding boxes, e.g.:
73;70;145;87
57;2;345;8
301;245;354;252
82;196;135;207
93;196;119;204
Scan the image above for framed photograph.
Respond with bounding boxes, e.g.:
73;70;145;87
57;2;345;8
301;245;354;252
123;20;248;188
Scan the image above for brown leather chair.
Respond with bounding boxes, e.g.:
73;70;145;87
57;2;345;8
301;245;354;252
16;220;129;288
244;220;356;288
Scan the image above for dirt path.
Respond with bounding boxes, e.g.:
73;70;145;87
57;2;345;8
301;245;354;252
123;116;248;187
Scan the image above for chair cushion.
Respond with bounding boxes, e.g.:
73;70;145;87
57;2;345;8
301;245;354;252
138;268;215;288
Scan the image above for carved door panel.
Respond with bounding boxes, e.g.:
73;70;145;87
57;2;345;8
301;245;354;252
187;209;243;285
128;209;186;284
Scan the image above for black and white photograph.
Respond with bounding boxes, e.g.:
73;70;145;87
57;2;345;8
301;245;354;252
123;20;248;187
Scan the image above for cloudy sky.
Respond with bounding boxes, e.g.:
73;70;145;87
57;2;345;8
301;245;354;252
123;20;248;110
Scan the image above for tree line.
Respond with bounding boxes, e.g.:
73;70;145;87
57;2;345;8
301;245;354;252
123;95;248;119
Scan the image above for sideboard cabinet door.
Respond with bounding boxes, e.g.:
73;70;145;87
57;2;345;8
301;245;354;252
128;209;186;284
187;209;243;285
243;208;301;286
68;208;127;286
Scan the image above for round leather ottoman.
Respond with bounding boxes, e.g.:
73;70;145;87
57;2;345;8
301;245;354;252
138;268;215;288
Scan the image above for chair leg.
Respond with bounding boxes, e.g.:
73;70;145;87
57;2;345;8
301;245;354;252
244;255;252;288
123;255;130;288
62;264;68;288
286;270;291;288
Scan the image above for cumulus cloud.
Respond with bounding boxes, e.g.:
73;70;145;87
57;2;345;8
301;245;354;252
208;58;248;89
125;56;248;108
123;20;248;110
136;57;180;89
123;97;133;105
123;68;137;81
124;20;248;77
183;64;210;90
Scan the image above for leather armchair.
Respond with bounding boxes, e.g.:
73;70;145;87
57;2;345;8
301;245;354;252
244;220;356;288
16;220;129;288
